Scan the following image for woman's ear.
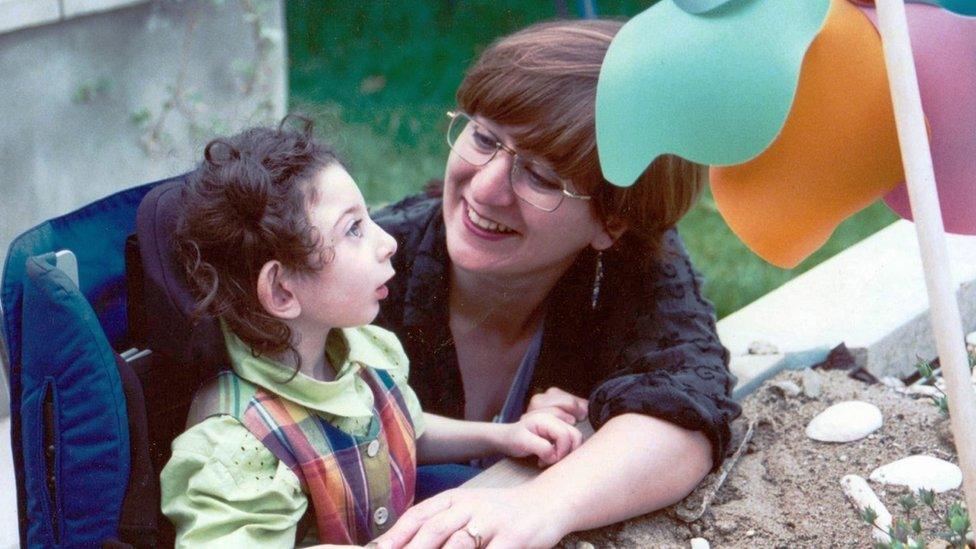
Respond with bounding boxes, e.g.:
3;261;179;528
256;260;301;320
591;217;628;251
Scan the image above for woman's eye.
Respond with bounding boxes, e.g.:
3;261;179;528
471;128;497;151
525;166;563;192
346;219;364;238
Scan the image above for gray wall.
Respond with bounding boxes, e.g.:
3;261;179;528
0;0;288;416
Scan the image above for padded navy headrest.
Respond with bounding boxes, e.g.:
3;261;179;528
135;178;227;375
21;252;129;546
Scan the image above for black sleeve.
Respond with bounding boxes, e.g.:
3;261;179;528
587;229;741;469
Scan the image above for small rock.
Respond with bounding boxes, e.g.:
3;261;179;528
770;380;802;397
748;340;778;355
801;368;823;398
880;376;906;390
965;331;976;348
806;401;883;442
900;384;942;398
690;538;710;549
746;529;756;537
575;543;596;549
839;454;848;462
714;519;737;535
869;455;962;493
927;538;951;548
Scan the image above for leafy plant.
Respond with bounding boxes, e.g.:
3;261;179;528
914;353;976;419
862;489;971;549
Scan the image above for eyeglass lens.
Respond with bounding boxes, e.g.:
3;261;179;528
447;113;565;211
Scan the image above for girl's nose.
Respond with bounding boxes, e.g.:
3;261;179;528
376;225;397;261
469;153;516;207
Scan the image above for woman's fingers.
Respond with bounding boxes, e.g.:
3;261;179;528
440;526;483;549
403;505;471;549
373;493;453;548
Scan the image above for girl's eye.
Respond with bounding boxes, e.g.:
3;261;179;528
346;219;364;238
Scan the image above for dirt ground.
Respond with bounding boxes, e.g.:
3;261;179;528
567;368;965;548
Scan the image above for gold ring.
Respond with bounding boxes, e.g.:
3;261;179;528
462;525;483;548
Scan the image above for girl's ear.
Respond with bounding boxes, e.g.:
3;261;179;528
591;217;628;251
256;260;301;320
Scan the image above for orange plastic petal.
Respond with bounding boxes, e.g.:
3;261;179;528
710;0;904;268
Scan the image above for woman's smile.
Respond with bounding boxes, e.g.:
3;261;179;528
461;200;520;241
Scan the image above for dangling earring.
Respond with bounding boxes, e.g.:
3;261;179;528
591;250;604;310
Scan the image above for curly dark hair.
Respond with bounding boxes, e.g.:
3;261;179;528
174;116;342;373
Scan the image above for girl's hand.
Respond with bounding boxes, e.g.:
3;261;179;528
526;387;588;425
370;486;565;549
503;411;582;467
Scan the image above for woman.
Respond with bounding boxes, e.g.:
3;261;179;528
371;19;741;548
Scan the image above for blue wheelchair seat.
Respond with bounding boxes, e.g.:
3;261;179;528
2;178;171;547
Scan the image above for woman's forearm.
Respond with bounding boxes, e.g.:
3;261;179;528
517;413;713;535
415;413;503;464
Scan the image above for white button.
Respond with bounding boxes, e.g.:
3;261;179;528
373;506;389;525
366;439;381;457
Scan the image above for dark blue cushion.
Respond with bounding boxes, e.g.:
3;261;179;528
20;252;129;547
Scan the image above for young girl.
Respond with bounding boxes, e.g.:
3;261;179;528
159;119;582;547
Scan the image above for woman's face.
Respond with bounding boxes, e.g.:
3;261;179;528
442;115;616;280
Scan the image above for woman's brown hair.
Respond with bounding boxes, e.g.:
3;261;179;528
174;117;341;372
456;19;705;257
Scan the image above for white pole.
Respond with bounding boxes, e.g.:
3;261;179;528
874;0;976;521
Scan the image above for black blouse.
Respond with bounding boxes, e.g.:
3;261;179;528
373;194;741;467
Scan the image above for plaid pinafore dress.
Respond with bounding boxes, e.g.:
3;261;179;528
188;367;418;545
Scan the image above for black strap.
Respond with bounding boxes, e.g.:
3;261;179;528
102;353;159;548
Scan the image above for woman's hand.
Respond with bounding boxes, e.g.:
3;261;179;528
526;387;588;425
502;411;582;467
370;486;564;549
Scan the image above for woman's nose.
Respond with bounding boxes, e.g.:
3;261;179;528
469;153;516;207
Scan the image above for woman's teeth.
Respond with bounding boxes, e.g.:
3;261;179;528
467;206;515;234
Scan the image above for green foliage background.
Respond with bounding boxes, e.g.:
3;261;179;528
286;0;898;317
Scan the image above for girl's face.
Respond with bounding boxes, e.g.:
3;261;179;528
290;164;397;329
442;115;615;280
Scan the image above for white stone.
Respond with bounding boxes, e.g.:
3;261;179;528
966;331;976;347
802;368;823;398
748;340;779;355
899;384;942;398
806;401;883;442
769;380;801;397
869;455;962;493
690;538;710;549
881;376;906;389
842;474;895;544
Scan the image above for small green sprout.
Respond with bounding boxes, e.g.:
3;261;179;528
862;506;880;525
866;489;970;549
899;494;918;513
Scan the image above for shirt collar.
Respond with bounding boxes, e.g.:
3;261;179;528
221;323;394;419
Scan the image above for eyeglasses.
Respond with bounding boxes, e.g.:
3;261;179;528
445;111;591;212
